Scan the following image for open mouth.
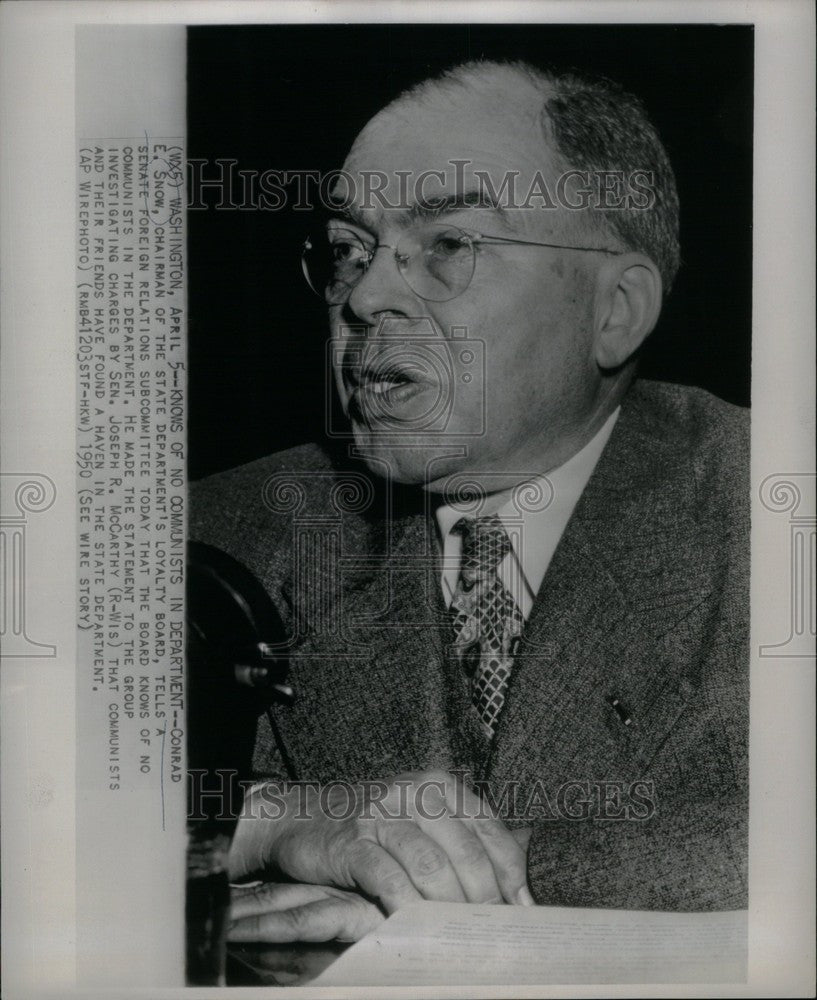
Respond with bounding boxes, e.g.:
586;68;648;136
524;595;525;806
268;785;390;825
350;360;420;389
348;365;430;419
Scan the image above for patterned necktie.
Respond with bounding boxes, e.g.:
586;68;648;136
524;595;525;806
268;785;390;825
449;514;524;737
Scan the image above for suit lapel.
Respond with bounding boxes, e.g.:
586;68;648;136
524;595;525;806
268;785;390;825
488;392;713;790
341;509;499;781
274;505;463;782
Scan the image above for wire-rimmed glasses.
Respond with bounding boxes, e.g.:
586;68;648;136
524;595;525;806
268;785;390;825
301;222;622;305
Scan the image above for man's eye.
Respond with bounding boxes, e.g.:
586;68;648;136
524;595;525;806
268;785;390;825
329;241;365;264
430;235;469;258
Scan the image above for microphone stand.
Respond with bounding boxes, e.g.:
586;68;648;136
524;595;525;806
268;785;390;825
185;541;297;985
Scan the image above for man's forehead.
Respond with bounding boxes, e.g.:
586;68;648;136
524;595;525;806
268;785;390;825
343;86;546;174
331;86;558;227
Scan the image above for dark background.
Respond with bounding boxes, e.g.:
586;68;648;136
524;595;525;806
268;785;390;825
187;24;753;480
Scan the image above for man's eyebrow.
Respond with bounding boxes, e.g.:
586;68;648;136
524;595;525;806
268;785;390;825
325;189;506;230
406;190;505;223
327;203;370;228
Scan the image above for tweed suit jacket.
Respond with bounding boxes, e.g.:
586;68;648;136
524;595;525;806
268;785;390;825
189;379;749;912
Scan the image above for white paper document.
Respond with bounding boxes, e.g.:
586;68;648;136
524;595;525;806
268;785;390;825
313;902;747;987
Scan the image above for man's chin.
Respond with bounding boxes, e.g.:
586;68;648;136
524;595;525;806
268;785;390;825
348;423;469;488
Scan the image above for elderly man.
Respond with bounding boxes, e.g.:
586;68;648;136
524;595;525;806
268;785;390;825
191;60;748;942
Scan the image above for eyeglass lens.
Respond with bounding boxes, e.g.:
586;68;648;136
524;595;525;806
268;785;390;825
302;225;477;304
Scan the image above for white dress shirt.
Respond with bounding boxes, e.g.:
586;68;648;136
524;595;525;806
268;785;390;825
435;409;620;619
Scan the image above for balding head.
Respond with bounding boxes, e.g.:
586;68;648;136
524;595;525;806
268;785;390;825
346;59;679;293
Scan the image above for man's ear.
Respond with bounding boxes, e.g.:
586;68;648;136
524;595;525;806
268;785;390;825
593;254;663;370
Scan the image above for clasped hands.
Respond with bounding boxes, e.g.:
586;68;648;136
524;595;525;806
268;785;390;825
228;770;533;944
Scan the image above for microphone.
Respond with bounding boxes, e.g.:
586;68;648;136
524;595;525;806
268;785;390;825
187;540;295;704
186;540;298;796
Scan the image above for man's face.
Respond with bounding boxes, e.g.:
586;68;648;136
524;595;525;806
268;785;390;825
327;83;609;491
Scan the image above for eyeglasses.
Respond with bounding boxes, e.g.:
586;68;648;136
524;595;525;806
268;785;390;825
301;222;622;304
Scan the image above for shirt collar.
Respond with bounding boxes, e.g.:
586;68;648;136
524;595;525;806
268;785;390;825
434;407;620;594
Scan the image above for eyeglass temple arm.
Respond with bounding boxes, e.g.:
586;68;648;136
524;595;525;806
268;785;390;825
472;232;623;255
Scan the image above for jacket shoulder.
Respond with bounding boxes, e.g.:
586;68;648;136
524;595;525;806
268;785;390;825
627;379;749;454
188;442;341;572
624;380;750;509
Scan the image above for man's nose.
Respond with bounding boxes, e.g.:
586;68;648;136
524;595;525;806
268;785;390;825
344;244;418;325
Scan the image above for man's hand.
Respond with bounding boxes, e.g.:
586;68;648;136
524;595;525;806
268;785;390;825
229;882;384;943
229;771;533;913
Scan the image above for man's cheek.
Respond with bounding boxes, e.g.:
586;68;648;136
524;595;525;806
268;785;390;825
446;383;484;439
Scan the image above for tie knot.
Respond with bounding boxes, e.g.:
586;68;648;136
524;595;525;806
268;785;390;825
454;514;512;577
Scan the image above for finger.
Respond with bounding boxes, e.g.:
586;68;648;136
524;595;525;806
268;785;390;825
419;818;503;903
409;785;502;903
465;817;529;903
228;896;384;944
375;819;467;903
445;783;529;904
230;882;333;920
344;838;424;914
